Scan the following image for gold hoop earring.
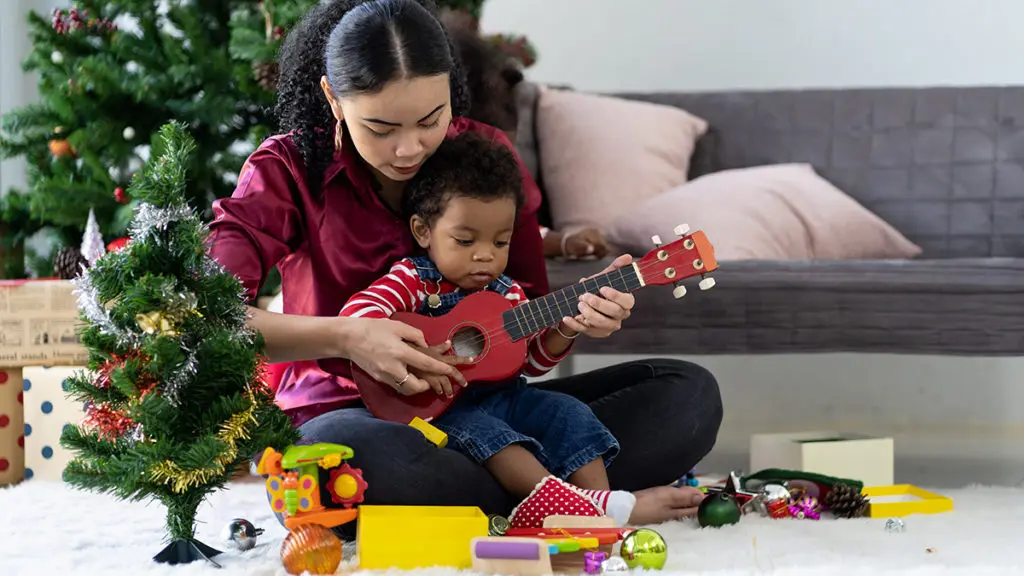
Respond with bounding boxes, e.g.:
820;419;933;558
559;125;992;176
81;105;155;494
334;119;344;152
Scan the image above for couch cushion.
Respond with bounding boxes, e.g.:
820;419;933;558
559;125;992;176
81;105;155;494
534;87;708;234
544;257;1024;356
605;163;922;261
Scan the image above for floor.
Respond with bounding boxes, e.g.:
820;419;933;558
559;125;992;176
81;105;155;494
2;479;1022;575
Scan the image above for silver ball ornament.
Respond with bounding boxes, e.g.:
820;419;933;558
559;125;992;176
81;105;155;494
51;51;64;64
222;518;264;551
600;556;630;573
885;517;906;533
122;126;136;140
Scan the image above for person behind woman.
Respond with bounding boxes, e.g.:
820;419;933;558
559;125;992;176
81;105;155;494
208;0;722;534
443;16;610;261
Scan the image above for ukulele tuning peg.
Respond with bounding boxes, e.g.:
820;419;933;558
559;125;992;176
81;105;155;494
673;282;687;299
651;235;662;247
674;224;690;237
699;276;716;291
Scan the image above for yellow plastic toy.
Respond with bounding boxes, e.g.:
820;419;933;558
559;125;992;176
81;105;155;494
409;416;448;448
357;505;489;569
258;443;368;530
861;484;953;518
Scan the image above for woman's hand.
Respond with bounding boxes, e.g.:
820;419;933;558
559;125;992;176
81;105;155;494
339;317;471;395
559;254;635;339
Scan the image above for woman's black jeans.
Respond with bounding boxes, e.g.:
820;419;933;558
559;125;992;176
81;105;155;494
295;358;723;539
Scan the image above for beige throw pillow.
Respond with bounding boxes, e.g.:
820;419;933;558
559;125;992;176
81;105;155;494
535;87;708;234
606;164;923;261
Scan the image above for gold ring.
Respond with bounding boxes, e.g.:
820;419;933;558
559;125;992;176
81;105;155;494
396;373;411;388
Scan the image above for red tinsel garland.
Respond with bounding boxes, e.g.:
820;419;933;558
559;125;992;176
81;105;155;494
85;402;136;441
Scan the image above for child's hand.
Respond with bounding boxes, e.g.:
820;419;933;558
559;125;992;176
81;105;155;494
411;341;472;398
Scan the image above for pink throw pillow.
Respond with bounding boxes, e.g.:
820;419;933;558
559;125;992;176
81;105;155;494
535;88;708;234
606;164;923;261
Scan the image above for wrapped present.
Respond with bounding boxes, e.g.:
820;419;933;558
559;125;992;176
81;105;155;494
0;368;25;486
22;366;88;482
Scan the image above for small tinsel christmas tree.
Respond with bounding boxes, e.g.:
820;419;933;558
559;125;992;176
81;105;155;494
60;121;299;565
80;208;106;266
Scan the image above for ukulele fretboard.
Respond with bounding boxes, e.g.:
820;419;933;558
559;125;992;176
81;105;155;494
501;265;643;341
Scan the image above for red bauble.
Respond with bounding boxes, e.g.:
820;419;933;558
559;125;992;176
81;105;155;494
106;237;129;253
114;187;127;203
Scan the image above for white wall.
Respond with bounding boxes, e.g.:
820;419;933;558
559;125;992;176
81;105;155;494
481;0;1024;93
487;0;1024;488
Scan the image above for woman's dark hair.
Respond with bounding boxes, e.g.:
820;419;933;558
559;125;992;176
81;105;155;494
275;0;470;193
401;131;523;226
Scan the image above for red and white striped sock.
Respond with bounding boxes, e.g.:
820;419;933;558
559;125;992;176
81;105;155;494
580;489;636;526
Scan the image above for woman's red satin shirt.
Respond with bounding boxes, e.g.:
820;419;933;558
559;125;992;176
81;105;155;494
207;117;550;426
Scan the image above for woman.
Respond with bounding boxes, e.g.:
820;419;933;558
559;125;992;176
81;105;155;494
208;0;722;534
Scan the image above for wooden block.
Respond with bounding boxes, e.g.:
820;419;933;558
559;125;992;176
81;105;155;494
471;537;552;576
543;515;617;528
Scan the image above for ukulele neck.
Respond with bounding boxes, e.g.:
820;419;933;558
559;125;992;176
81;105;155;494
502;263;643;342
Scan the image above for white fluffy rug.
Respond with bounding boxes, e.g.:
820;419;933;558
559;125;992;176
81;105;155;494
2;480;1023;576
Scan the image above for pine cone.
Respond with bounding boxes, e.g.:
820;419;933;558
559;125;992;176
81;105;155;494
824;483;869;518
53;246;88;279
254;61;279;91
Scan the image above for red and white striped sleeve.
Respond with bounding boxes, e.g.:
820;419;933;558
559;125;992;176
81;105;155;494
339;258;422;319
503;282;573;377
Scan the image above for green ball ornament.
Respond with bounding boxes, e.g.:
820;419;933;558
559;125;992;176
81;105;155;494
698;492;741;528
620;528;667;570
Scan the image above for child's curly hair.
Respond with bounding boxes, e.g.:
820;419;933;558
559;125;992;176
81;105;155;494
275;0;471;194
402;132;523;226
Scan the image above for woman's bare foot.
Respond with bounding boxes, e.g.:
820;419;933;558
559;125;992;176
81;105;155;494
628;486;706;525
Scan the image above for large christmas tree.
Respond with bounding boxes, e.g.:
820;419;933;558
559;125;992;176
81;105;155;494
0;0;533;281
0;0;284;278
60;121;298;565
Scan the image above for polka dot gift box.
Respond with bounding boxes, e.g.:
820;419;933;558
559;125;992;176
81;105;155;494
22;366;88;482
0;368;26;486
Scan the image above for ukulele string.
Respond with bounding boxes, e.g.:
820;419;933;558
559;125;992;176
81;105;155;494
447;251;697;353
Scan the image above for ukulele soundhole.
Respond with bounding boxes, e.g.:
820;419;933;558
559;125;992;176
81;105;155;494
451;324;486;359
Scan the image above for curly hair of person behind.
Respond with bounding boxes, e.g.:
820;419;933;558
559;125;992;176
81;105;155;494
274;0;470;194
402;132;524;226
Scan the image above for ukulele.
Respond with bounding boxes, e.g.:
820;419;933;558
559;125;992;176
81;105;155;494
351;224;717;424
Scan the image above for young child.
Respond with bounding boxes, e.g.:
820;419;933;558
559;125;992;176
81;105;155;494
339;131;637;526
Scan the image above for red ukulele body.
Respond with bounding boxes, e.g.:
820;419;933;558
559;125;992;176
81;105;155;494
342;226;718;425
354;291;528;425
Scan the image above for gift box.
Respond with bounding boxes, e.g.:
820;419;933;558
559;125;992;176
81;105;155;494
749;431;894;488
0;368;25;486
22;366;89;482
0;279;89;486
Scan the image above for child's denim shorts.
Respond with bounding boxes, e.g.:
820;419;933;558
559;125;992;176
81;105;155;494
432;377;620;479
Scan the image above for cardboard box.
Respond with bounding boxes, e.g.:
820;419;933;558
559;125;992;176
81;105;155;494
750;431;894;487
0;279;88;367
22;366;88;482
0;367;25;486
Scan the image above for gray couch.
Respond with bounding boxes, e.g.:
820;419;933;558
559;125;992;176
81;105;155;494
515;83;1024;356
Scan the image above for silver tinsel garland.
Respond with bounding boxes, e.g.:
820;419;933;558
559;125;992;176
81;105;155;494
72;200;261;407
128;202;198;242
72;270;140;347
